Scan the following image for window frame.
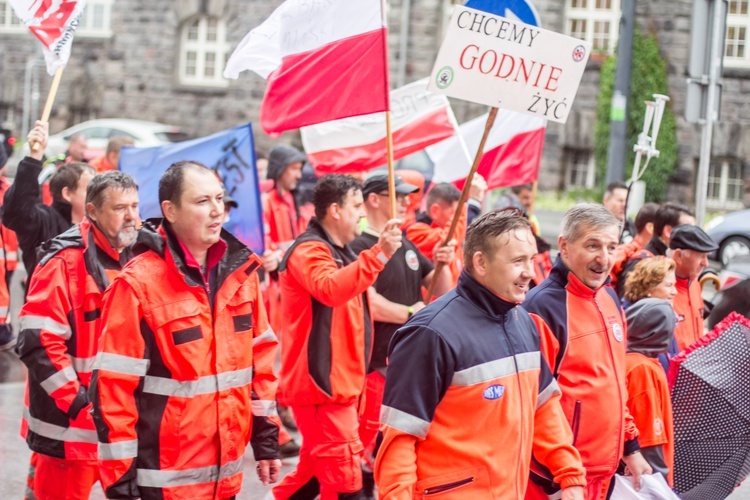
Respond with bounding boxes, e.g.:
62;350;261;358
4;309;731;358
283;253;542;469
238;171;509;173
707;159;746;210
725;0;750;68
178;15;230;89
564;148;597;189
564;0;622;55
0;0;113;37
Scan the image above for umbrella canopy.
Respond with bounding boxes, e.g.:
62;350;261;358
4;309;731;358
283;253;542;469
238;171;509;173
668;313;750;499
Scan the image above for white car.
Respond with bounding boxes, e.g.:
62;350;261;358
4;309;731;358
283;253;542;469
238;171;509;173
21;118;190;160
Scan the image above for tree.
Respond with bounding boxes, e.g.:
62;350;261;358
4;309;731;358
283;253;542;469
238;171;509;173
594;30;678;202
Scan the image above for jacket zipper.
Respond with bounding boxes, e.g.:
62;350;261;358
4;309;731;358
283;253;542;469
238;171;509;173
571;400;582;446
500;313;524;498
424;477;474;495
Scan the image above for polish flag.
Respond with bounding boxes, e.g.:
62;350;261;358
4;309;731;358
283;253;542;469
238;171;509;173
224;0;389;135
427;110;546;190
9;0;87;75
300;79;455;174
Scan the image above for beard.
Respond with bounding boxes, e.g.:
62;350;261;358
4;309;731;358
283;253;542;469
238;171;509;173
115;225;137;248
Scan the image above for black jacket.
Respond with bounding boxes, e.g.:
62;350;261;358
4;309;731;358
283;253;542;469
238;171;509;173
2;157;73;276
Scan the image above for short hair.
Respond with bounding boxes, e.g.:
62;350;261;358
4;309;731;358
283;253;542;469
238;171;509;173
312;174;362;220
106;136;135;157
605;181;628;197
50;162;96;202
624;257;676;303
510;183;533;195
463;210;532;274
634;202;659;234
654;202;694;237
86;171;138;212
426;182;461;208
560;203;619;242
68;133;87;144
158;160;213;208
255;150;267;161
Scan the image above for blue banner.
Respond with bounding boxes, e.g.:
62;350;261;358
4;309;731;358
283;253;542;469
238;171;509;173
119;123;264;254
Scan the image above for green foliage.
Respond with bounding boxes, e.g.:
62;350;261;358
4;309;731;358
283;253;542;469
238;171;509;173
594;30;678;202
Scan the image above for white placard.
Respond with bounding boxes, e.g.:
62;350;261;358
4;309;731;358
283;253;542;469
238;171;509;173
428;5;592;123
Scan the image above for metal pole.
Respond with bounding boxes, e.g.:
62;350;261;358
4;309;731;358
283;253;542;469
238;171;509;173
695;0;725;228
606;0;636;184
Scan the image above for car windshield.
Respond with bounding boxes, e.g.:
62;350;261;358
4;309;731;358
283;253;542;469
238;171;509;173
155;131;191;143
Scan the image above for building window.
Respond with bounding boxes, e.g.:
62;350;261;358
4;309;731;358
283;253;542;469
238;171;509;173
178;16;230;88
565;0;621;54
707;160;745;209
725;1;750;67
564;149;596;189
0;0;112;35
0;0;26;31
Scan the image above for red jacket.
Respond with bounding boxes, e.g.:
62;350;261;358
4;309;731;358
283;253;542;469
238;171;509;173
673;276;704;352
405;205;468;287
278;218;388;406
263;189;310;252
90;222;279;500
17;218;129;460
523;258;640;483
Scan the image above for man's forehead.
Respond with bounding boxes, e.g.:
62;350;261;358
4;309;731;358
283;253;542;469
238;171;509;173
182;169;221;194
575;224;619;242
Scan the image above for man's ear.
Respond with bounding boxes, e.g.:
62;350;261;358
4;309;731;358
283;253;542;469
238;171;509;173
61;186;73;204
161;200;176;223
557;235;568;258
472;251;487;277
86;202;97;222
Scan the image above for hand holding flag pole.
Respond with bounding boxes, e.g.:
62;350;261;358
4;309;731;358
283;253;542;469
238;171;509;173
426;107;499;301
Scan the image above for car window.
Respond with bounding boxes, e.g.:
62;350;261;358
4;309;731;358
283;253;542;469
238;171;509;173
108;129;138;140
155;131;191;143
72;127;112;140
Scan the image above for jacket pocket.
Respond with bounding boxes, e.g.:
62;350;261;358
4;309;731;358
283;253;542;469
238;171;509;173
151;301;207;380
416;466;490;498
571;400;582;446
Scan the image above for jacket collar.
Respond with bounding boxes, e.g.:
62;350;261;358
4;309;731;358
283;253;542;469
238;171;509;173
675;274;693;289
549;256;603;298
644;235;668;257
52;200;73;225
456;271;516;319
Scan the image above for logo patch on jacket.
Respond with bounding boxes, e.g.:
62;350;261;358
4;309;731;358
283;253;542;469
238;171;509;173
405;250;419;271
612;323;623;342
483;384;505;400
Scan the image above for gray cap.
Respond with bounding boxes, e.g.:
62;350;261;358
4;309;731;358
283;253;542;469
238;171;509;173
626;298;676;357
362;174;419;198
267;144;307;183
669;225;719;253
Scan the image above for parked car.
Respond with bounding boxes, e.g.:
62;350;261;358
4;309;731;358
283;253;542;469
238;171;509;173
705;209;750;266
20;118;190;160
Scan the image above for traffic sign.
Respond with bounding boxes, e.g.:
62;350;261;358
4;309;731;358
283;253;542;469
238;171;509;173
465;0;542;27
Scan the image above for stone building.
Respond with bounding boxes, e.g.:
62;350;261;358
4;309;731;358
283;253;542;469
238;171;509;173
0;0;747;207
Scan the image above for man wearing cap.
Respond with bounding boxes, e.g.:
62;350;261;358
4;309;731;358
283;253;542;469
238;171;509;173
349;174;454;499
666;225;718;352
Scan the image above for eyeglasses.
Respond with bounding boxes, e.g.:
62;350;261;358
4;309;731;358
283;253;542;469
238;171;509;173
377;192;409;202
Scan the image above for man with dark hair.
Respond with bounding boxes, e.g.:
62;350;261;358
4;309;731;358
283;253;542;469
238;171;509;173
89;136;135;173
91;161;282;499
511;182;542;236
617;202;695;297
273;174;402;499
17;170;139;500
376;210;586;499
406;176;486;287
524;203;652;499
603;181;636;243
39;132;90;205
3;121;96;279
350;174;454;498
610;202;659;293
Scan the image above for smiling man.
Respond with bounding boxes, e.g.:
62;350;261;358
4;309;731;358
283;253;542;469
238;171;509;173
17;171;139;500
376;210;586;500
91;161;281;499
523;203;652;499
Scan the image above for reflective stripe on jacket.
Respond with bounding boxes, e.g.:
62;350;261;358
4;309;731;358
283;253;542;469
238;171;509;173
278;217;387;406
523;257;639;482
90;221;279;500
18;219;127;460
376;272;586;499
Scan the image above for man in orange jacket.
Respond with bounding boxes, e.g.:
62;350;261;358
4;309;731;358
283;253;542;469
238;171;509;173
91;161;281;499
88;136;134;173
523;204;652;499
376;210;586;499
17;171;139;500
272;174;403;499
0;142;17;351
666;225;718;352
609;202;658;291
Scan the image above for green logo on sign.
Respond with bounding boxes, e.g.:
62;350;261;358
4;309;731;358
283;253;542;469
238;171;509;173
435;67;454;89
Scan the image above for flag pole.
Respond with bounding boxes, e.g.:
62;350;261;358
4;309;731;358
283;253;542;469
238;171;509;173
32;66;64;152
426;106;498;301
379;0;397;219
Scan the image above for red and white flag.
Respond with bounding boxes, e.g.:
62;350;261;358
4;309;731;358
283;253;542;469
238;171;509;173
9;0;87;75
427;110;546;189
301;79;455;174
224;0;389;135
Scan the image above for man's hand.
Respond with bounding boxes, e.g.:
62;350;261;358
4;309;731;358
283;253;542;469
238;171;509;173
561;486;584;500
622;451;653;491
433;239;456;265
378;219;403;257
411;301;426;314
28;120;49;161
469;174;487;203
256;459;282;486
261;249;280;273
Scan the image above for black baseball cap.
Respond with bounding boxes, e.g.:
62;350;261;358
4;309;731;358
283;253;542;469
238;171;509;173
362;174;419;198
669;225;718;253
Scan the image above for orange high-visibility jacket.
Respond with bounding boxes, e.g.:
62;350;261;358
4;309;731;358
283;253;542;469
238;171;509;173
17;219;129;460
523;258;640;485
625;353;674;487
263;189;309;252
277;218;388;406
376;272;586;499
0;178;19;272
673;276;704;352
90;222;279;500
